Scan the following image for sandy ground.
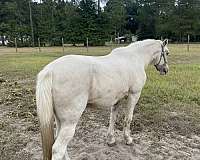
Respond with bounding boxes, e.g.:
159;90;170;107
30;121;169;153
1;104;200;160
1;76;200;160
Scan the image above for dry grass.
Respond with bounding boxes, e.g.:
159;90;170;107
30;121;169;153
0;43;200;55
0;46;111;56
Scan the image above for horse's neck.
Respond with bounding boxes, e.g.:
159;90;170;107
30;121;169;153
129;42;159;68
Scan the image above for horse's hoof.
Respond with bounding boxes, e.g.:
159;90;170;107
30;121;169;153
125;137;133;145
107;135;116;147
125;141;133;146
107;141;116;147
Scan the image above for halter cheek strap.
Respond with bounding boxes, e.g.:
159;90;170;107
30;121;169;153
154;44;167;67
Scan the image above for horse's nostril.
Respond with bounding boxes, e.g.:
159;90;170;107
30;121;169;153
164;68;168;74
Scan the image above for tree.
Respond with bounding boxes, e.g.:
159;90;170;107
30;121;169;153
135;0;159;40
124;0;139;35
104;0;127;37
77;0;107;45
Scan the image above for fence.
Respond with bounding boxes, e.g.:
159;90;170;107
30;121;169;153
0;37;200;56
0;37;129;54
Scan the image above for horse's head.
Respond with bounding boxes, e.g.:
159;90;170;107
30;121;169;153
153;39;169;75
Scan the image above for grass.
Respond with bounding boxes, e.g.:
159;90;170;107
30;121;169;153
0;44;200;135
0;44;199;103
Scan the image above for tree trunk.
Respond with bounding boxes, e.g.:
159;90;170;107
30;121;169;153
98;0;100;15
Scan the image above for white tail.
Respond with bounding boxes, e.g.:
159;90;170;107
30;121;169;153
36;70;54;160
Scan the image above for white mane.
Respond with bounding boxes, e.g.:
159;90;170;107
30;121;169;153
128;39;161;49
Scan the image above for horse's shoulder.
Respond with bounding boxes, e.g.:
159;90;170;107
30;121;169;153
128;67;146;91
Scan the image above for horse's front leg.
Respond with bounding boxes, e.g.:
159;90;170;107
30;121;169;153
123;91;141;145
107;104;120;146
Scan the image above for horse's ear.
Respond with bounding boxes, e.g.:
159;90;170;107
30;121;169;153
163;39;168;46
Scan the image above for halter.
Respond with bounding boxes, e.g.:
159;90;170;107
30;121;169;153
154;44;168;67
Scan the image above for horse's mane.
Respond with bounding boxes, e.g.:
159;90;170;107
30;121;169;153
111;39;160;56
128;39;159;49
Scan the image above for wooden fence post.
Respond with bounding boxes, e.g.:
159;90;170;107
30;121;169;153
110;36;113;51
187;34;190;52
62;37;64;54
117;32;120;44
15;38;17;53
86;37;89;53
38;38;41;52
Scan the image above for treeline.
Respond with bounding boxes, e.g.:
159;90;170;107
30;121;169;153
0;0;200;46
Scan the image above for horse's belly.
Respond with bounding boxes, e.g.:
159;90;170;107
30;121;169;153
88;72;129;107
88;87;129;107
88;95;114;107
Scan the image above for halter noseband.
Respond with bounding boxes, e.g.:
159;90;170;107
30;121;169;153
154;44;167;67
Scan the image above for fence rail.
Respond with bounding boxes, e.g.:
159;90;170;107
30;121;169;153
0;42;200;56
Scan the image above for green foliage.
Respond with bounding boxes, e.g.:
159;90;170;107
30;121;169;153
104;0;127;35
155;0;200;41
136;0;157;39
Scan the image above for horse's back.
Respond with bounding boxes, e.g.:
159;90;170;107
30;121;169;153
38;53;145;107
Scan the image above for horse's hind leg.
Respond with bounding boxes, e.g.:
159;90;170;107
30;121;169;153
107;104;120;146
52;94;88;160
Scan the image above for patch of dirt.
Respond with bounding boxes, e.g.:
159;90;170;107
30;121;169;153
1;76;200;160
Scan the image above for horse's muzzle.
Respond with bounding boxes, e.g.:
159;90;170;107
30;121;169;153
154;64;169;75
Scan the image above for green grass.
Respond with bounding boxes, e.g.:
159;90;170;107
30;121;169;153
0;53;57;76
0;44;200;135
0;45;199;104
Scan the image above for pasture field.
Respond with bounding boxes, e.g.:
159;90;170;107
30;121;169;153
0;44;200;160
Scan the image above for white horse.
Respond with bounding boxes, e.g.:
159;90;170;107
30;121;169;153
36;39;169;160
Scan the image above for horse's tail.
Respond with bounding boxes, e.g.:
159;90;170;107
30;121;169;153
36;69;54;160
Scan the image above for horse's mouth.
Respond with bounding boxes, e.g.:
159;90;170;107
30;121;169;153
160;67;168;75
155;64;168;75
160;70;167;75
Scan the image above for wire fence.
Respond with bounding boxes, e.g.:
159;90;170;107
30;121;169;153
0;37;129;55
0;37;200;56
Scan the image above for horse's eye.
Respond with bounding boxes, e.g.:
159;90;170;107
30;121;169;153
166;51;169;55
